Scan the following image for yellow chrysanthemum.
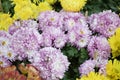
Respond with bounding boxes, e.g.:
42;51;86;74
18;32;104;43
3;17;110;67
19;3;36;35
0;13;13;31
13;5;33;20
30;3;39;18
106;59;120;80
12;0;34;20
45;0;57;4
108;28;120;58
37;1;52;13
77;72;109;80
115;27;120;36
12;0;52;20
60;0;87;12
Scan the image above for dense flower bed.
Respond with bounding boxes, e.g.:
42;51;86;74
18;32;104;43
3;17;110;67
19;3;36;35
0;0;120;80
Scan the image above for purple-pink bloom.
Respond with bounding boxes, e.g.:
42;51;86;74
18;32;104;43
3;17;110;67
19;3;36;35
88;10;120;37
79;59;96;76
67;24;91;49
9;19;38;35
88;36;111;59
10;27;43;60
0;31;17;61
0;30;11;39
60;11;91;49
42;27;67;48
95;58;108;75
79;58;108;76
38;11;63;31
0;56;11;67
32;47;70;80
60;11;88;31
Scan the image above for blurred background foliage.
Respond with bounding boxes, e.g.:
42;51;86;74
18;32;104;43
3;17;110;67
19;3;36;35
0;0;120;15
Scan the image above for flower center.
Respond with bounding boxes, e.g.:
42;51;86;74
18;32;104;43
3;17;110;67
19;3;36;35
80;30;84;34
7;52;12;57
50;18;54;21
0;61;3;65
2;41;6;46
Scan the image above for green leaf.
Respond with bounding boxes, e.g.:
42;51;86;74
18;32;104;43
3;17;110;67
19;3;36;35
61;44;78;58
61;44;89;80
78;48;89;64
1;0;12;13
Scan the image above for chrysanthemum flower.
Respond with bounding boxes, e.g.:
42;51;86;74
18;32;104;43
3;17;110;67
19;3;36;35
79;58;108;76
77;72;109;80
0;65;26;80
0;65;42;80
37;1;52;13
12;0;34;20
0;56;11;67
60;11;91;49
38;11;63;31
0;31;11;38
88;36;111;59
11;27;43;60
106;59;120;80
108;28;120;58
0;31;17;60
60;0;87;12
0;37;11;48
18;64;42;80
88;10;120;37
0;13;13;31
61;11;88;31
32;47;70;80
9;19;38;35
79;60;96;76
12;0;52;20
42;27;67;48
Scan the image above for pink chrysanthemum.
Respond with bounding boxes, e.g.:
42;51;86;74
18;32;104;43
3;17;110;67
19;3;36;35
42;27;67;48
11;27;43;60
88;36;111;59
9;19;38;35
32;47;70;80
88;10;120;37
38;11;63;31
79;59;108;76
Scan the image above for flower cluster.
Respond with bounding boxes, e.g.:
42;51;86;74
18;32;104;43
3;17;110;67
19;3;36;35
0;9;120;80
78;10;120;80
0;31;16;67
37;11;91;49
12;0;52;20
0;13;71;79
61;11;91;49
